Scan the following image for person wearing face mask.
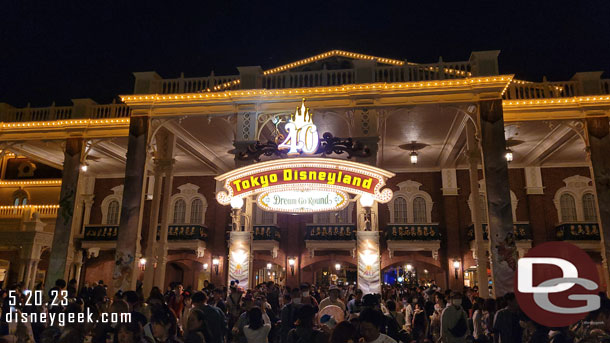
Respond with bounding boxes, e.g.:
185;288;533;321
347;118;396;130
440;292;469;343
299;284;319;308
429;295;446;343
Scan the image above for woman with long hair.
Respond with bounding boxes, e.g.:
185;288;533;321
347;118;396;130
243;307;271;343
150;305;181;343
184;308;211;343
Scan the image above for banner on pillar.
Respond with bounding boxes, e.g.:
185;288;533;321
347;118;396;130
357;232;381;295
228;232;251;290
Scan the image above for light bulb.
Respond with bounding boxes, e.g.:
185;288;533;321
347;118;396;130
81;164;88;172
139;258;146;266
267;263;272;270
410;151;418;164
288;258;295;266
453;260;460;269
212;258;220;266
505;149;513;162
359;194;374;208
335;263;341;271
230;197;244;209
406;264;413;271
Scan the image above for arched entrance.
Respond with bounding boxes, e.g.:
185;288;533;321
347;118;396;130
164;256;205;291
303;259;357;286
252;261;286;286
382;259;446;289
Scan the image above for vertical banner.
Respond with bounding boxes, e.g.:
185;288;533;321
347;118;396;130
357;231;381;295
479;100;517;297
228;231;252;290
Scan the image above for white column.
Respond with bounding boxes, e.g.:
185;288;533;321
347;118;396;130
466;121;490;298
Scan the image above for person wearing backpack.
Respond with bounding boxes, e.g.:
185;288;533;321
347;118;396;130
440;292;469;343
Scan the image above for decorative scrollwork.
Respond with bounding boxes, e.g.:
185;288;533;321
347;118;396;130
231;132;371;162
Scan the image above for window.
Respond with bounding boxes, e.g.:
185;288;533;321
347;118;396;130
190;198;203;224
560;193;577;222
107;200;120;225
335;208;349;224
394;197;408;223
173;199;186;224
12;189;29;207
413;197;426;223
261;210;274;225
582;193;597;222
318;212;330;223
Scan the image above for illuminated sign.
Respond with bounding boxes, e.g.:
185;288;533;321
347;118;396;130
216;158;395;212
278;100;319;155
258;190;348;213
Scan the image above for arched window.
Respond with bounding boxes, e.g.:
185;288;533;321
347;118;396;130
582;193;597;222
12;189;29;207
413;197;426;223
394;197;408;223
560;193;577;222
261;210;274;225
190;198;203;224
107;200;120;225
173;199;186;224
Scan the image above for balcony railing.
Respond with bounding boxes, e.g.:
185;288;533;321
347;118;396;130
385;224;441;241
0;205;59;218
253;225;280;241
466;223;532;241
305;224;356;240
1;102;130;123
83;224;208;241
556;222;600;241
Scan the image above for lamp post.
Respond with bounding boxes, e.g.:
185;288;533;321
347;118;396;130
203;263;209;272
453;259;461;280
212;257;220;275
288;258;295;276
359;194;374;231
230;197;244;231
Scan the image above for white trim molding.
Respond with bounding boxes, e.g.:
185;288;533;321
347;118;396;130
169;183;208;225
553;175;597;223
101;185;123;225
388;180;433;224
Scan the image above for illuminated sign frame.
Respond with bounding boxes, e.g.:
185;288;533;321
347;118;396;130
257;189;349;213
216;158;395;212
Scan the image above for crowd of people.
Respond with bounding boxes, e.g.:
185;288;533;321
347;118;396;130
1;278;609;343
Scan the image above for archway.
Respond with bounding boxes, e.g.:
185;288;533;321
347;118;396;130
252;261;285;286
303;258;357;287
382;258;446;290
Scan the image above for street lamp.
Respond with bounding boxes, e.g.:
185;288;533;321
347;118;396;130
138;258;146;271
212;257;220;275
360;194;374;231
335;263;341;271
230;197;244;231
203;263;209;271
288;258;296;276
505;148;513;162
453;259;461;279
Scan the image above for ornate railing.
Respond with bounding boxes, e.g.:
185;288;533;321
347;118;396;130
466;223;532;241
305;224;356;240
556;222;600;240
84;225;119;241
253;225;281;241
0;205;59;218
385;224;441;241
1;102;130;122
157;74;241;93
503;80;578;100
83;224;208;241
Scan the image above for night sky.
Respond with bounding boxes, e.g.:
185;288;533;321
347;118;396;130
1;1;609;107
